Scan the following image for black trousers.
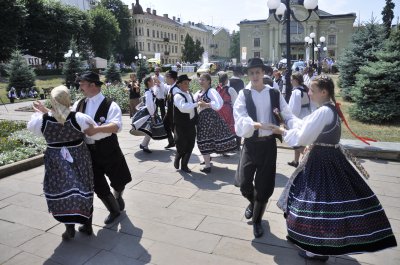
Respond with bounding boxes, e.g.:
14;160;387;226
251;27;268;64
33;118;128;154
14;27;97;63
174;124;196;156
88;138;132;198
163;115;175;145
155;98;166;119
237;137;277;203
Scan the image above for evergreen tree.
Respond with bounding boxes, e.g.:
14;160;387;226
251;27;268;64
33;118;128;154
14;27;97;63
62;39;84;88
230;31;240;61
194;40;204;62
182;34;195;63
105;55;122;83
350;28;400;123
6;50;36;94
382;0;395;39
337;20;385;101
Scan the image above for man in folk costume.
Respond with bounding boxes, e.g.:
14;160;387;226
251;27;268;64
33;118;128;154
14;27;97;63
73;72;132;227
173;74;198;173
233;58;295;238
163;70;179;149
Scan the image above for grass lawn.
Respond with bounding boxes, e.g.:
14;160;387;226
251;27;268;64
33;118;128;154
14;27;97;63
1;72;399;142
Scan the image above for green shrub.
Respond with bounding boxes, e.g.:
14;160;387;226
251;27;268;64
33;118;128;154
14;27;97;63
34;69;63;76
0;120;26;137
102;83;129;113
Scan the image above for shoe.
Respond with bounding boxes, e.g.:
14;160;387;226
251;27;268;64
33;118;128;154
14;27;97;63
164;143;175;149
100;194;121;225
181;166;192;173
244;203;253;219
62;224;75;240
199;157;212;165
287;161;299;168
113;189;125;211
253;222;264;238
140;144;152;153
200;167;211;173
78;217;93;236
180;153;192;173
298;250;329;262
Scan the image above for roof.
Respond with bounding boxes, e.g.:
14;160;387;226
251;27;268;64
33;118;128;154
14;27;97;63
140;12;181;26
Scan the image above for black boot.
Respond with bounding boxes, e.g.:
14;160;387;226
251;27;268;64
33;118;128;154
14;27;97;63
62;224;75;240
78;216;93;235
180;153;192;173
252;201;267;238
244;194;254;219
100;194;121;224
174;153;182;169
113;189;125;211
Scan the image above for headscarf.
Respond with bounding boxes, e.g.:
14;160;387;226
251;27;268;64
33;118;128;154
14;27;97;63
50;85;71;124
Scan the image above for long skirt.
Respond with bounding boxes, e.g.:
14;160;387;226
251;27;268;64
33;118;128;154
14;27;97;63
218;104;235;135
197;108;236;155
285;145;397;255
131;107;167;140
43;143;93;224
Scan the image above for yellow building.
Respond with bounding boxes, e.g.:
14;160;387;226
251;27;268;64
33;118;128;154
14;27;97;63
239;3;356;63
130;0;231;64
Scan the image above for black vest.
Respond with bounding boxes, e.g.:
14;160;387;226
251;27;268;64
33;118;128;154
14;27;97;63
165;84;178;124
315;103;341;144
173;92;198;127
76;97;119;144
243;88;282;142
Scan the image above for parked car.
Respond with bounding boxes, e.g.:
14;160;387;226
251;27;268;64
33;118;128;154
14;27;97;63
196;63;217;76
291;61;306;73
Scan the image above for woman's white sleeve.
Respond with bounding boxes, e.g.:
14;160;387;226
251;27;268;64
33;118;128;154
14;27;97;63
208;88;223;111
27;112;44;136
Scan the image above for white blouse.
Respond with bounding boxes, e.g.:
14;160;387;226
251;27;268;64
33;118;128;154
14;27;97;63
27;111;107;140
174;91;198;119
288;87;312;119
233;85;295;138
193;88;223;112
284;105;334;147
144;89;156;116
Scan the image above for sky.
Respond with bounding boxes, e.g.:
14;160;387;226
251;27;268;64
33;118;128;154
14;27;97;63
122;0;400;32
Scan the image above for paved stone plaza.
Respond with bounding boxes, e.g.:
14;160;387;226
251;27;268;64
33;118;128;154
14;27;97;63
0;102;399;265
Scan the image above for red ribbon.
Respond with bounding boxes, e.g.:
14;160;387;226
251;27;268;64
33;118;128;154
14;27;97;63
335;102;377;145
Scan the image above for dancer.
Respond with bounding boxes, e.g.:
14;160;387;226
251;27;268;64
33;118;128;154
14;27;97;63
27;85;96;240
273;75;397;261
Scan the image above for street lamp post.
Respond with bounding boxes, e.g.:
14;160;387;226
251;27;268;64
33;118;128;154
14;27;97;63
134;53;147;68
304;33;325;73
267;0;319;102
135;53;147;81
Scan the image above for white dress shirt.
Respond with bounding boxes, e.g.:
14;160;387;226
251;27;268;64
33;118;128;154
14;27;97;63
174;91;198;119
151;85;165;99
71;92;123;144
288;86;312;119
233;85;294;138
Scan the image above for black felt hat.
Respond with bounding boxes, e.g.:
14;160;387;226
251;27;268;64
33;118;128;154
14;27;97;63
246;58;267;72
79;71;104;86
176;74;191;84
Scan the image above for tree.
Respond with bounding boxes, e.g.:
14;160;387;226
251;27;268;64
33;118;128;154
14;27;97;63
182;34;195;63
382;0;395;39
337;20;385;101
230;31;240;61
6;50;36;94
62;39;84;88
100;0;131;61
194;40;204;62
350;28;400;123
88;6;120;59
19;0;91;66
104;55;122;83
0;0;26;61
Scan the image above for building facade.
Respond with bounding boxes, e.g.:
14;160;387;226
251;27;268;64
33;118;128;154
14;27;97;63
130;0;231;64
59;0;98;10
239;2;356;64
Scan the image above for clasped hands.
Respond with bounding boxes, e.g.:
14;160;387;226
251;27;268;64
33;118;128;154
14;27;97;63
253;122;284;135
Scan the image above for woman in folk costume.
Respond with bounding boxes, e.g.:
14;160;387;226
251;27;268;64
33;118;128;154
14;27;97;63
272;76;397;261
131;76;167;153
194;73;237;173
216;72;238;151
287;72;313;168
27;85;99;240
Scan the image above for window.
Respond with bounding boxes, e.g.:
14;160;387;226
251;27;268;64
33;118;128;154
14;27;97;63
328;35;336;45
157;44;160;52
152;30;155;38
181;35;183;41
148;43;150;51
254;52;260;58
153;43;156;51
254;38;260;47
157;31;159;38
330;20;336;24
135;28;138;36
147;29;150;37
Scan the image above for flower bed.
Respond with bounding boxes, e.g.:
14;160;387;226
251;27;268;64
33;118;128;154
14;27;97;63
0;120;46;166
